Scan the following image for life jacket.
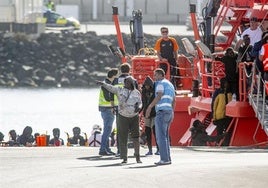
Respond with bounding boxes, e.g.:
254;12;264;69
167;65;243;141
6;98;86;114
262;43;268;72
98;88;113;107
155;79;175;111
99;78;114;107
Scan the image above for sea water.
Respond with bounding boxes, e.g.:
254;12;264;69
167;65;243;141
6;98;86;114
0;88;105;142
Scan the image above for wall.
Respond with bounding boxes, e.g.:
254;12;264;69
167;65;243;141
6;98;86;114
51;0;208;24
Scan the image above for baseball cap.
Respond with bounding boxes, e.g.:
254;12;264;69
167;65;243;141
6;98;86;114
250;17;258;22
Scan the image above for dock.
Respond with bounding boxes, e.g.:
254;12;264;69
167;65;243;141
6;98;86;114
1;147;268;188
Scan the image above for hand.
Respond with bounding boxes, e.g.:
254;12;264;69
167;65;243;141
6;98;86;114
96;80;104;86
145;107;151;118
160;58;167;62
112;107;117;115
134;102;141;113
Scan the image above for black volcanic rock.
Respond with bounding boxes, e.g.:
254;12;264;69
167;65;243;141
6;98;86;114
0;31;194;88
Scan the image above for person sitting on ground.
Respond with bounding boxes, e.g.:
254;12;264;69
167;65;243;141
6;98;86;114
0;131;4;142
49;128;64;146
190;119;226;146
18;126;35;146
68;127;86;146
7;130;19;146
0;131;5;146
88;124;103;147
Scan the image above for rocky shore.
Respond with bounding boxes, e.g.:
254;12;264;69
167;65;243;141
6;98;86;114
0;31;193;88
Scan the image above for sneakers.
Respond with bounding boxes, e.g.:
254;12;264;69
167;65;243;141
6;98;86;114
107;151;116;155
145;151;153;156
135;154;142;163
154;160;171;165
99;151;114;156
121;159;127;164
154;151;160;155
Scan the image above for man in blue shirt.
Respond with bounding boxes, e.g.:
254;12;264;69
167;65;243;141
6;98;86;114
145;68;175;165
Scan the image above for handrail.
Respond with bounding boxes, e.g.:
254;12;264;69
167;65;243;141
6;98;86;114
137;48;156;56
248;62;267;129
197;57;251;100
198;58;226;97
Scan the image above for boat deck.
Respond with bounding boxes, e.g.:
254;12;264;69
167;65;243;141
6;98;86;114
1;146;268;188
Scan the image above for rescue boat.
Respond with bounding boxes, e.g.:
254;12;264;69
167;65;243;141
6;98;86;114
111;0;268;147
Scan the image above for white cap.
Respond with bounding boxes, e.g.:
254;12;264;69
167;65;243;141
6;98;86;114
93;124;101;130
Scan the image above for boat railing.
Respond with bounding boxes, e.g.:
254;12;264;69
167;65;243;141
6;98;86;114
198;57;226;97
197;57;252;101
248;63;268;132
237;62;253;102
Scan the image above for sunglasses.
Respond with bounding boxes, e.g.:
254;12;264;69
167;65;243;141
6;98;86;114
161;30;168;33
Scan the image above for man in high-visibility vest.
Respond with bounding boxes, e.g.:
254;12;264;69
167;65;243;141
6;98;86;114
98;68;119;155
46;0;55;11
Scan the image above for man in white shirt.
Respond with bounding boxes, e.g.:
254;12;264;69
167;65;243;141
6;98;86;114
235;17;263;51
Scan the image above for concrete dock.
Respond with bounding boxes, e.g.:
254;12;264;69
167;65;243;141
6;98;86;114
1;147;268;188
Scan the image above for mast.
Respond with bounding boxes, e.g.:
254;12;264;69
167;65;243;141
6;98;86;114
112;6;127;63
129;9;144;54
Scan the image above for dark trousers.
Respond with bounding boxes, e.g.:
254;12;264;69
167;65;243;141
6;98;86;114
213;117;232;146
118;114;140;160
145;126;159;152
159;62;178;89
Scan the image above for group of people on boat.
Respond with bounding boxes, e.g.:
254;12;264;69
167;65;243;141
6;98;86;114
190;16;268;146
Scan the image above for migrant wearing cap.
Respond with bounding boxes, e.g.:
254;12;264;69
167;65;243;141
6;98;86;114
96;75;142;164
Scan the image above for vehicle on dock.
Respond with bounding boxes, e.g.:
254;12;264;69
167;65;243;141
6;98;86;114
43;10;80;30
111;0;268;147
